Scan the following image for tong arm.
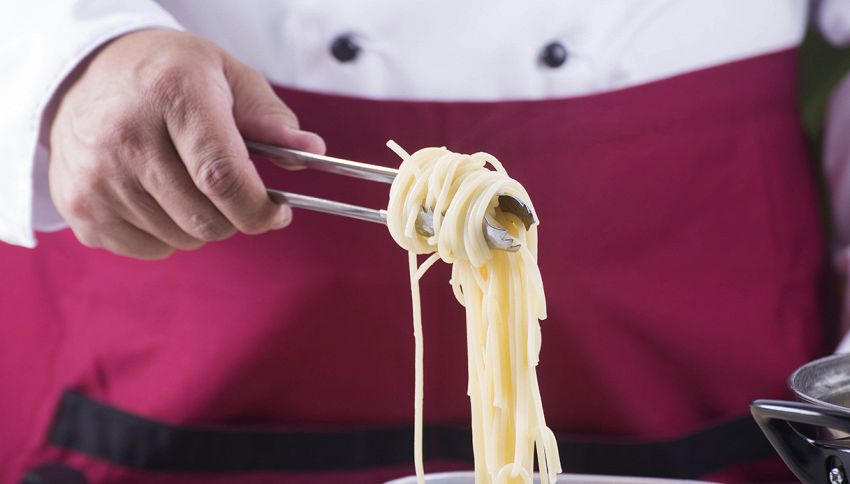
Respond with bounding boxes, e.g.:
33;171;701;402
247;141;397;184
267;189;387;225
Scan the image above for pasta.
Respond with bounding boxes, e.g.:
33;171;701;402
386;141;561;484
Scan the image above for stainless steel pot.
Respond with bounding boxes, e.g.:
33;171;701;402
385;471;712;483
751;353;850;484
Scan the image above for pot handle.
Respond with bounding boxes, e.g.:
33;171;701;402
751;399;850;484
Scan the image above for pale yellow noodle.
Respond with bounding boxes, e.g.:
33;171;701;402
386;141;561;484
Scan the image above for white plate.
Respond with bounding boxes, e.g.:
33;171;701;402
385;471;716;484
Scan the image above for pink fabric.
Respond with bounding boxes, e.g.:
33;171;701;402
0;49;824;482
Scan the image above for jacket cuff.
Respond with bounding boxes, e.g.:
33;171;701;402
0;3;182;247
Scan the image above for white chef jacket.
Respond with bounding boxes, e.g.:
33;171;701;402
2;0;850;344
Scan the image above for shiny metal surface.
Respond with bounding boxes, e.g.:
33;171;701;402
791;353;850;412
267;190;387;224
251;141;534;252
497;193;537;229
267;190;518;252
790;353;850;439
248;141;397;184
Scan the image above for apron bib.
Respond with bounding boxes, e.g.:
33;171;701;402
0;49;825;483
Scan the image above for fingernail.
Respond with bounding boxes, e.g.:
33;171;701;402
273;204;293;229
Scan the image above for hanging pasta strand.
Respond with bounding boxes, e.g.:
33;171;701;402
386;141;561;484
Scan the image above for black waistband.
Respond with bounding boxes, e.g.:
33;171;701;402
47;390;775;478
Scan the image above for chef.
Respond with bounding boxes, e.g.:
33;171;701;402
1;1;849;483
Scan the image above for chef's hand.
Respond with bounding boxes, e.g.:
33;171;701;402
48;29;325;259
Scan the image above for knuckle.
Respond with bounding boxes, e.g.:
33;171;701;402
63;187;98;222
193;152;243;201
147;64;188;103
63;193;88;221
59;170;133;233
145;65;201;123
62;164;118;221
70;225;102;249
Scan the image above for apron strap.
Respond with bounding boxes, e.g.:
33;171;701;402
45;391;775;478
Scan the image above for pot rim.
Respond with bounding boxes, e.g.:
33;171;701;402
789;352;850;412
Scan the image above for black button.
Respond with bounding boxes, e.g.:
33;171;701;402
330;34;360;63
540;41;568;68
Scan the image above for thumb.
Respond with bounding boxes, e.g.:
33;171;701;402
227;60;326;155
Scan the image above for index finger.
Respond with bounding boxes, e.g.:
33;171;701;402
163;81;289;235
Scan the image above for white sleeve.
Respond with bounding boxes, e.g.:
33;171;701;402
0;1;182;248
819;0;850;352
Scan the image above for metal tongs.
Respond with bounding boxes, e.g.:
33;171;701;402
246;141;536;251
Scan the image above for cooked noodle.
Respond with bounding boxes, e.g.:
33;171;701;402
386;141;561;484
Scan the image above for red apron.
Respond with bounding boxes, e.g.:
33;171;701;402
0;49;825;483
